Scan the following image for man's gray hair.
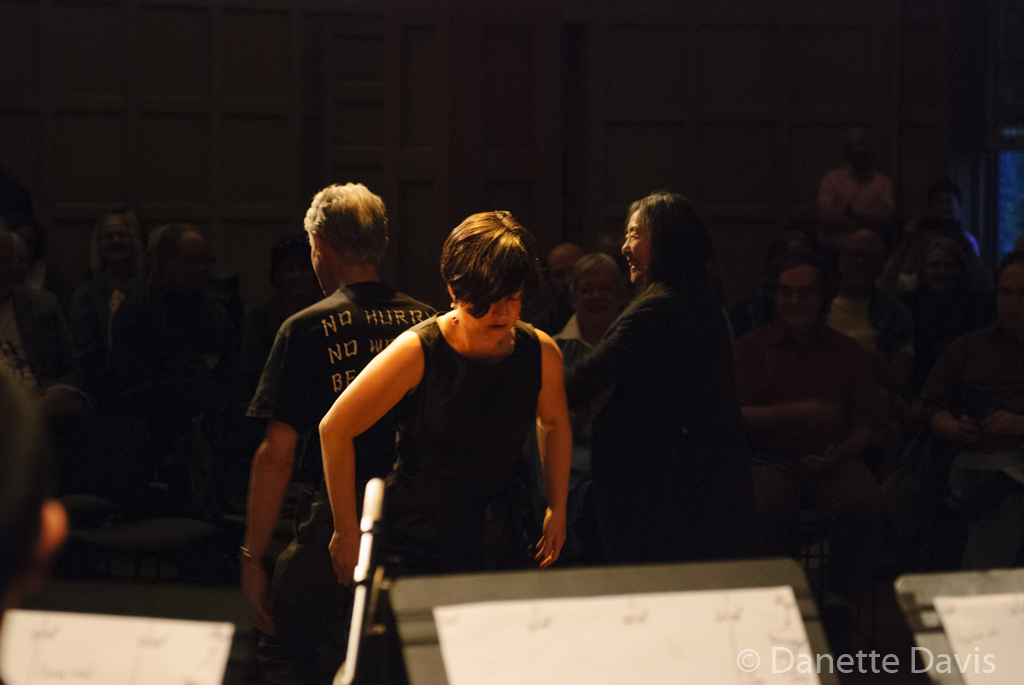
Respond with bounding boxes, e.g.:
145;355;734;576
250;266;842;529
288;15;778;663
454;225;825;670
569;252;628;299
304;183;388;266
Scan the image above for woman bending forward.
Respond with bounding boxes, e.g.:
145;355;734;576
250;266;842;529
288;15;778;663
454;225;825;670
320;211;571;580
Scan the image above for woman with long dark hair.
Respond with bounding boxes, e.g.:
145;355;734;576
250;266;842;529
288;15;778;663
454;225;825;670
566;191;753;563
320;211;571;580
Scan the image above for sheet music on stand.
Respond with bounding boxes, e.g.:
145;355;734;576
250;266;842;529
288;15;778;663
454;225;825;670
432;585;819;685
931;592;1024;685
895;568;1024;685
390;558;836;685
0;609;234;685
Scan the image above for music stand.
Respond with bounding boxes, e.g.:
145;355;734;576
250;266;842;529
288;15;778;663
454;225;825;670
894;567;1024;685
389;556;837;685
22;579;256;685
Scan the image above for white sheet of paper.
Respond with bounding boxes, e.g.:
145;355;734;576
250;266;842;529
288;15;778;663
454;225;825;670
934;593;1024;685
432;585;820;685
0;609;234;685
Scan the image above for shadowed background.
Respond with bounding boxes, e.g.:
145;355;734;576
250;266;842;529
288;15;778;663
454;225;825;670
0;0;1007;310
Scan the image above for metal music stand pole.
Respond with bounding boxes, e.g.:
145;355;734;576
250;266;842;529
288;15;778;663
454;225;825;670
335;477;385;685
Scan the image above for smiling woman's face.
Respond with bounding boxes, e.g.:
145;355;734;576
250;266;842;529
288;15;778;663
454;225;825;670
622;211;651;285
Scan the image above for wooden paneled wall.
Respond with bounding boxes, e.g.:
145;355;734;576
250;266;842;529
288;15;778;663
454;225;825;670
576;0;950;300
1;0;314;304
0;0;951;308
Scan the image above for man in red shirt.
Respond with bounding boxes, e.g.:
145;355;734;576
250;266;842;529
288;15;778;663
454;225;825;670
734;249;885;592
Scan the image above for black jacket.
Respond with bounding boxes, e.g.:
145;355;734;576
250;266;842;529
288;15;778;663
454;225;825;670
566;284;754;563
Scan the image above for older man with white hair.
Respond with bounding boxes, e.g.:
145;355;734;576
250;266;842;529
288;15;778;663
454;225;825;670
241;183;433;684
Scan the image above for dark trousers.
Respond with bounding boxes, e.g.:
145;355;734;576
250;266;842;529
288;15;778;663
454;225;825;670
258;500;353;685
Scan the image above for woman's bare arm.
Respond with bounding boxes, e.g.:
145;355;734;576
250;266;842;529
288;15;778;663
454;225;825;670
319;330;424;584
534;330;572;568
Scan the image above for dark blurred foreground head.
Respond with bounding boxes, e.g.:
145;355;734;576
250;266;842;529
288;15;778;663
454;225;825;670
0;370;67;625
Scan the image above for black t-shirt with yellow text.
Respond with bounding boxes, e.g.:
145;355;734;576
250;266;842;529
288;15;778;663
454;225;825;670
247;281;433;491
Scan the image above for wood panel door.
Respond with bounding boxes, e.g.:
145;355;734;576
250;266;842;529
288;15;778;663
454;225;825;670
449;0;563;260
0;0;308;306
317;1;452;308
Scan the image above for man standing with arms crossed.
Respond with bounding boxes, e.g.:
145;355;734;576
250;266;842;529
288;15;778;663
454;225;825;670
241;183;433;684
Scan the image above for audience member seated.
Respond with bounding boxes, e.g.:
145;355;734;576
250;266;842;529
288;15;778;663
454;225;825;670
7;216;72;311
108;224;241;457
920;178;980;254
729;223;817;339
734;249;886;594
554;253;629;349
593;228;631;280
816;126;895;251
526;253;629;563
827;229;914;395
239;234;320;389
919;251;1024;569
529;242;583;335
902;236;992;398
0;228;115;499
879;179;992;295
0;228;87;425
0;369;69;668
68;210;145;407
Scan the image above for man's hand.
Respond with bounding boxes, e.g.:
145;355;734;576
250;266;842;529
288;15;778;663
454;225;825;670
535;507;566;569
981;410;1024;437
800;446;841;474
329;522;361;585
741;398;843;437
240;561;274;635
931;411;980;445
948;414;980;444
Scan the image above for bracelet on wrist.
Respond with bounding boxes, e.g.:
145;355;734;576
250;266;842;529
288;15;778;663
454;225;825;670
239;546;260;566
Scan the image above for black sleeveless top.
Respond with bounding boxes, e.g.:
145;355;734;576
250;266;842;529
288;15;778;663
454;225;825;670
382;316;542;574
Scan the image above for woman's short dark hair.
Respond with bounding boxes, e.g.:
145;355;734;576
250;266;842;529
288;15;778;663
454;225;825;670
627;192;714;293
0;370;48;598
440;211;541;318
